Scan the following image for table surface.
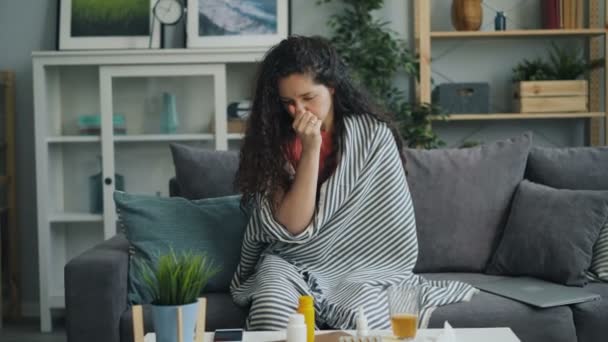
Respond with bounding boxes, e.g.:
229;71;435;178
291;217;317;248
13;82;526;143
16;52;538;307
143;328;520;342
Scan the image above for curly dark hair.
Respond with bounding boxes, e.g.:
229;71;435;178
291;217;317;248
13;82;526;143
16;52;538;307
236;35;405;208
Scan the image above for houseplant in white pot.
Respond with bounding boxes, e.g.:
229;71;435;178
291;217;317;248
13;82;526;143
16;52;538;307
136;249;220;342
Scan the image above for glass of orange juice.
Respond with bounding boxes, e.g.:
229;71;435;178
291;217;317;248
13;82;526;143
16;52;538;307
387;285;421;340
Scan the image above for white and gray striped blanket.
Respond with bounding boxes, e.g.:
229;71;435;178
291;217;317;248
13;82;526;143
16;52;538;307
230;115;478;330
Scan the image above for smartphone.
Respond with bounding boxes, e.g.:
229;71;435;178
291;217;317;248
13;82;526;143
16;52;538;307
213;329;244;342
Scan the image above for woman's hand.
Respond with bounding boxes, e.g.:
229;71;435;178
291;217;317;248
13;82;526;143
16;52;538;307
292;110;322;152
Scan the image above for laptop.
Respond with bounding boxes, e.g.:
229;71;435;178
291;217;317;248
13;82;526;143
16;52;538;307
475;277;601;308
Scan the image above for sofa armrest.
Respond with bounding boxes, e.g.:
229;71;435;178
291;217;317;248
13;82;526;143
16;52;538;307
65;234;130;342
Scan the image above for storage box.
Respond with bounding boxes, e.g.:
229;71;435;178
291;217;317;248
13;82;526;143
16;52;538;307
227;119;246;134
432;83;490;114
513;80;588;113
208;119;247;134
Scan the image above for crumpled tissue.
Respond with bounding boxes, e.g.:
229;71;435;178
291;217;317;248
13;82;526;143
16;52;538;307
435;321;457;342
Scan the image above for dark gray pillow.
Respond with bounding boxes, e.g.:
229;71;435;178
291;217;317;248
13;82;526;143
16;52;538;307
170;144;239;200
487;180;608;286
526;146;608;190
405;133;532;273
525;146;608;283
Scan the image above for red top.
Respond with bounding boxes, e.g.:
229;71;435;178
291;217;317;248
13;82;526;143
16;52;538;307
286;130;336;184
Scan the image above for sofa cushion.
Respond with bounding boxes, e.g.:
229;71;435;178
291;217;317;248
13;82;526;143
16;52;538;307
423;273;577;342
120;293;247;342
114;192;249;303
486;180;608;286
170;143;239;200
570;282;608;342
526;146;608;190
526;146;608;283
404;133;532;273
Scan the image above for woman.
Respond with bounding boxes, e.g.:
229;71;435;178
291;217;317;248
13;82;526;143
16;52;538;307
231;35;476;331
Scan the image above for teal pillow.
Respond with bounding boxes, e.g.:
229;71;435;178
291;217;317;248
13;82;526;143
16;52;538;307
114;191;249;304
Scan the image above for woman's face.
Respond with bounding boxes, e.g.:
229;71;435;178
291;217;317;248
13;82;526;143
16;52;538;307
278;73;335;130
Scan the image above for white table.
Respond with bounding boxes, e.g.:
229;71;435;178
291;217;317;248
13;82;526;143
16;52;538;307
144;328;520;342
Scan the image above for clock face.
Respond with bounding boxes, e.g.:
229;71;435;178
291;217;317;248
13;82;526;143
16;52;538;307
154;0;184;25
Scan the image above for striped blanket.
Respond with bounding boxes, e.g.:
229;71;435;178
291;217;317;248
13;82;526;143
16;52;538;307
230;115;478;330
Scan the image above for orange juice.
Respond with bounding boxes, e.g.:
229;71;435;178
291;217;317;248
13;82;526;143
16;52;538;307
390;313;418;339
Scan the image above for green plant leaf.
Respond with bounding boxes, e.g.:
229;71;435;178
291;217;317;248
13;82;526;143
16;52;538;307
512;42;603;81
135;247;221;306
321;0;445;149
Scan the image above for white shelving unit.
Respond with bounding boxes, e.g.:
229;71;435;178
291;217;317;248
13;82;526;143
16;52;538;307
32;49;261;332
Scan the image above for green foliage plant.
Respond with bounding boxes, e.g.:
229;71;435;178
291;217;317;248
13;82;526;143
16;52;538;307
513;43;603;81
512;58;554;81
459;140;482;148
318;0;447;148
136;249;220;306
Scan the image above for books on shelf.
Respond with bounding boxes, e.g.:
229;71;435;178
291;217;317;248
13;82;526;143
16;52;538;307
542;0;585;29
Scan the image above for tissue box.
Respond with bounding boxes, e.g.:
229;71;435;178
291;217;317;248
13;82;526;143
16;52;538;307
432;83;490;114
208;119;246;134
228;119;246;133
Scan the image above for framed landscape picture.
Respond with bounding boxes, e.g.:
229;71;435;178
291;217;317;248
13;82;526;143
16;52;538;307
186;0;289;52
58;0;160;50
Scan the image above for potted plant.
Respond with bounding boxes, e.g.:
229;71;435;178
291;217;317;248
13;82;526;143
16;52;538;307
393;103;447;149
136;249;220;342
318;0;446;148
513;43;602;113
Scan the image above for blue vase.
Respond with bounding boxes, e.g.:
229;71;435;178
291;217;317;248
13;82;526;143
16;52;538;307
494;11;506;31
152;302;199;342
161;92;179;134
89;157;125;213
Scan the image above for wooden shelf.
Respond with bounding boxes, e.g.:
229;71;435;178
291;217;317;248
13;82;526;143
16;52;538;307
432;112;605;121
114;134;215;143
431;28;606;39
49;212;103;223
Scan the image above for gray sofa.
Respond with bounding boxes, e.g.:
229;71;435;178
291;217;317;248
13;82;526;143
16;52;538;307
65;136;608;342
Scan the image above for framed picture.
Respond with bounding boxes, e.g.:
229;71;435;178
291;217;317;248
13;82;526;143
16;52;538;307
187;0;289;51
58;0;160;50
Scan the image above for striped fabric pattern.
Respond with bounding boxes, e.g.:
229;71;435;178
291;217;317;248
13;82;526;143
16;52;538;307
588;220;608;282
230;115;478;330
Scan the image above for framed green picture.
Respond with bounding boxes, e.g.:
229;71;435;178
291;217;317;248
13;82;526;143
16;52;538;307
58;0;161;50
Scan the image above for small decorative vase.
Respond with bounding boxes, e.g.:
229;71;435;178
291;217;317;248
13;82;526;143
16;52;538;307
451;0;483;31
161;92;179;134
151;302;199;342
494;11;507;31
89;157;124;213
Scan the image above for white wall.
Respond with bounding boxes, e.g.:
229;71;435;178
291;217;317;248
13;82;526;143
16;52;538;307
0;0;604;318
